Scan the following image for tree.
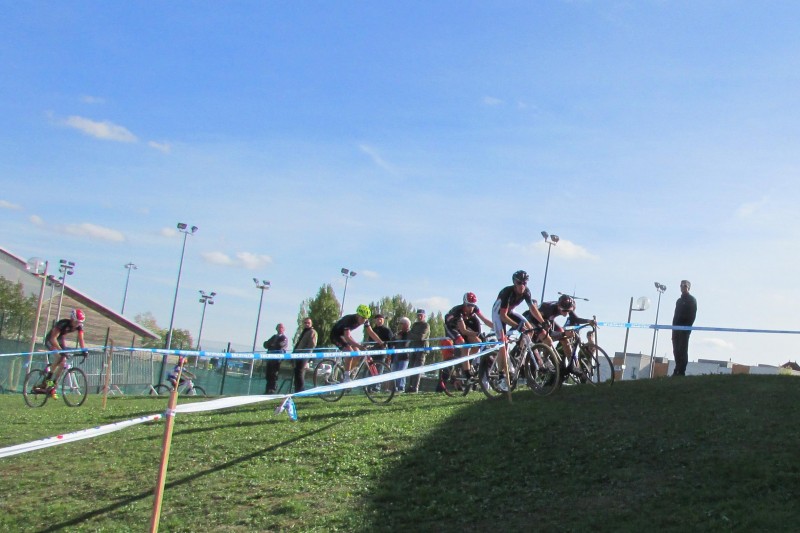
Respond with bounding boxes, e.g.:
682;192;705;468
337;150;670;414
134;312;193;350
296;284;340;347
0;276;37;342
367;295;416;333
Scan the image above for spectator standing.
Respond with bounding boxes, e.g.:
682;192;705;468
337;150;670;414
672;280;697;376
264;323;289;394
392;317;411;393
406;309;431;393
369;314;394;363
293;317;318;392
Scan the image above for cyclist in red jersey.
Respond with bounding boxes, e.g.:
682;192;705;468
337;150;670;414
444;292;494;378
35;308;89;397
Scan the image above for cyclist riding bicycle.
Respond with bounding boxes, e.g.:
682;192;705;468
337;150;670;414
491;271;548;392
34;308;89;398
444;292;494;379
329;304;383;382
524;294;595;372
166;356;196;389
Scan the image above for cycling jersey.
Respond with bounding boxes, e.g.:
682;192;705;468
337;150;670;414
45;318;84;350
329;314;364;349
444;304;481;340
495;285;534;311
537;301;591;327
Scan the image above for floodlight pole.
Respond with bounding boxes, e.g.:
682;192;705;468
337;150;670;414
649;283;667;378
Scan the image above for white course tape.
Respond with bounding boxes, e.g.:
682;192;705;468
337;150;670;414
0;342;502;458
0;413;162;459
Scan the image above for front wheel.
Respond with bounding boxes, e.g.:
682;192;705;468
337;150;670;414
479;352;514;399
312;359;346;402
61;367;88;407
358;361;395;404
581;345;615;385
525;343;561;397
23;369;49;408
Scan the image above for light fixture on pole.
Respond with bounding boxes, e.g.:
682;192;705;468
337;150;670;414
251;279;271;352
121;262;138;314
195;290;216;351
649;282;667;378
540;231;560;302
55;259;75;320
622;295;650;372
25;258;48;373
161;223;198;380
339;268;357;317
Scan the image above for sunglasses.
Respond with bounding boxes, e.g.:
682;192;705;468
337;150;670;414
514;281;527;286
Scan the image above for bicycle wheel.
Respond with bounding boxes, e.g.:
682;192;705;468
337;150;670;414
525;343;561;397
186;385;207;397
358;361;395;404
23;369;49;408
439;366;466;398
582;345;615;385
62;367;88;407
478;353;504;399
154;384;172;396
312;359;346;402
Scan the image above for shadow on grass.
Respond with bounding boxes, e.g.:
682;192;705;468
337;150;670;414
42;421;344;532
360;376;800;532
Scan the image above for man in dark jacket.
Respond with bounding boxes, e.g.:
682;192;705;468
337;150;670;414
672;280;697;376
293;318;318;393
369;314;394;363
264;323;289;393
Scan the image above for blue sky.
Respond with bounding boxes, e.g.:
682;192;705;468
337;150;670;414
2;1;799;366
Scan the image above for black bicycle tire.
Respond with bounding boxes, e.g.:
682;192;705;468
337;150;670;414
62;367;88;407
589;345;615;385
360;361;395;404
188;385;207;397
525;343;561;397
478;353;505;399
312;359;345;402
23;369;48;408
155;384;172;396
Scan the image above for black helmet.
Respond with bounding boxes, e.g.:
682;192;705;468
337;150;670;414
557;294;575;311
512;270;529;284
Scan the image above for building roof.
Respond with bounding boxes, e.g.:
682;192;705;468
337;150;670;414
0;247;158;346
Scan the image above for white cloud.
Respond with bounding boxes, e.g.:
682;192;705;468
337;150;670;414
698;337;736;350
483;96;504;106
415;296;450;314
202;251;272;270
160;227;177;238
508;239;597;260
63;115;138;143
63;222;125;242
0;200;22;210
148;140;172;153
360;270;379;279
80;95;106;104
30;215;44;226
736;196;769;218
358;144;396;173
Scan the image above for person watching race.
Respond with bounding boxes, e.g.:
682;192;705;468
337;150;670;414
35;308;89;398
524;294;595;372
329;304;384;382
491;270;548;392
444;292;494;378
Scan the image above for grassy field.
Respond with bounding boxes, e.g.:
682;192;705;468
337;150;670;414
1;375;799;532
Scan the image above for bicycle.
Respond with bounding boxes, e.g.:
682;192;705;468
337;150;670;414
438;332;495;397
478;329;561;399
23;353;89;408
312;352;395;404
153;378;207;397
557;319;615;386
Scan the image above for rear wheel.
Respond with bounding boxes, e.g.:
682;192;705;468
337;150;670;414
439;366;467;397
154;384;172;396
23;369;48;408
358;361;395;404
312;359;346;402
61;367;88;407
525;343;561;397
581;344;615;385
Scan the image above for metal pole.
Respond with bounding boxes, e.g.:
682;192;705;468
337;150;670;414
165;231;189;351
541;242;552;303
649;291;663;378
252;288;265;352
122;262;136;314
25;261;48;373
55;274;68;321
44;279;57;330
340;275;350;317
622;297;633;362
196;299;208;351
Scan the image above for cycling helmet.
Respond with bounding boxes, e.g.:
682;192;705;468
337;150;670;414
356;304;372;319
557;294;575;311
463;292;478;306
71;309;86;323
512;270;529;284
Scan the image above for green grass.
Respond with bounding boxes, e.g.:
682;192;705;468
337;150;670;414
1;375;799;532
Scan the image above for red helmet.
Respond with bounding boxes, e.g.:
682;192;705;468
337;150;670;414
71;309;86;323
463;292;478;306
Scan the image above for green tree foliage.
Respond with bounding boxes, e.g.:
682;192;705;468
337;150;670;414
428;311;445;340
367;295;416;332
296;284;340;347
0;276;37;341
134;312;193;350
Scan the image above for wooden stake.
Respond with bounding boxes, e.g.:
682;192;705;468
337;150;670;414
101;341;113;410
149;361;182;532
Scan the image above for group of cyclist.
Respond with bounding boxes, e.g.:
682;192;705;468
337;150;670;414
329;269;595;393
